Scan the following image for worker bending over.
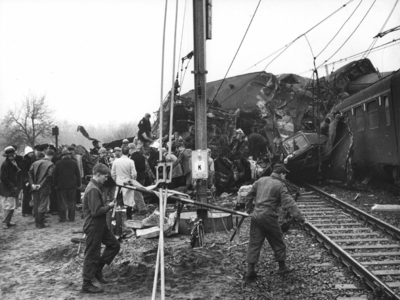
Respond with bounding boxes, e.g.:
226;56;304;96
245;164;305;280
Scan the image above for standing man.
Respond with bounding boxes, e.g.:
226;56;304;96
138;113;153;155
113;147;122;159
245;164;305;280
20;146;35;217
175;142;192;190
0;146;20;229
111;147;147;218
90;140;101;155
69;146;84;204
81;164;120;294
29;149;55;229
53;148;81;222
128;143;146;185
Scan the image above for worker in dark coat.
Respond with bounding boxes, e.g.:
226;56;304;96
53;148;81;222
128;143;146;185
248;133;269;160
245;164;305;280
20;146;35;216
1;146;20;229
81;163;120;294
28;149;55;229
138;113;153;154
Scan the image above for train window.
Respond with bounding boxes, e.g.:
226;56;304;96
367;100;379;129
384;95;390;126
355;106;364;132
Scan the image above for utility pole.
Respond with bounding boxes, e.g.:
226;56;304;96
52;126;59;148
193;0;208;217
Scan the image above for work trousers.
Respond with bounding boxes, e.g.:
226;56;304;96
49;187;58;213
247;211;287;264
32;191;50;227
57;188;77;221
22;188;33;215
1;196;16;225
82;223;120;281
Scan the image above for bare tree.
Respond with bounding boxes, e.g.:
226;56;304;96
1;94;54;147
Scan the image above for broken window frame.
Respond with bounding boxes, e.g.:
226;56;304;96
355;106;365;132
367;99;379;130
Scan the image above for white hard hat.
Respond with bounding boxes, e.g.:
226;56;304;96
24;146;34;156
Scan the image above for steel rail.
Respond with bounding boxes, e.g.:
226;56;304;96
302;182;400;239
302;221;400;300
116;184;250;217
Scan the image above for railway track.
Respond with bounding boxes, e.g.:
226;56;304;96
297;182;400;299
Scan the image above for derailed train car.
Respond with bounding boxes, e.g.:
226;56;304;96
325;69;400;183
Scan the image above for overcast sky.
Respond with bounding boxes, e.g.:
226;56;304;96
0;0;399;128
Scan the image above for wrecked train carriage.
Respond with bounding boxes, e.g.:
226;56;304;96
152;95;238;156
328;69;400;183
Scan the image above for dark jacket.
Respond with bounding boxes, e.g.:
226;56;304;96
53;157;81;189
130;152;146;182
99;156;115;188
20;154;35;191
245;172;304;221
138;117;151;142
0;158;19;197
29;157;55;195
82;179;112;232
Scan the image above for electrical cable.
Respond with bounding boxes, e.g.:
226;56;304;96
244;0;355;72
317;0;377;69
298;38;400;75
219;0;356;107
209;0;262;107
177;0;188;73
362;0;399;59
315;0;363;59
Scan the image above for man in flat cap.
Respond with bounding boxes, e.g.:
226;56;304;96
20;146;35;217
244;163;305;280
1;146;20;229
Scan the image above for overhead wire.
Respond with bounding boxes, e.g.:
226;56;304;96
218;0;356;107
317;0;377;69
362;0;399;59
297;38;400;75
177;0;188;89
315;0;363;59
209;0;262;107
244;0;356;72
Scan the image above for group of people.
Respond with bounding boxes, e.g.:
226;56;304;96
0;144;84;229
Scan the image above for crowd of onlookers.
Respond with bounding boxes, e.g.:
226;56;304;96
0;138;215;231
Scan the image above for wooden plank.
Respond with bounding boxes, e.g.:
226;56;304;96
313;223;362;227
312;219;353;223
309;263;332;267
326;233;379;237
342;244;400;250
361;260;400;266
334;238;390;243
386;282;400;288
371;204;400;212
321;228;372;232
336;297;367;300
373;270;400;276
351;252;400;257
334;284;360;289
136;226;160;239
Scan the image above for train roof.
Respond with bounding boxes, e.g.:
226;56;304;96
333;69;400;112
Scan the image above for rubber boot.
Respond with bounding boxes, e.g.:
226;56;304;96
81;280;104;293
245;263;257;281
277;261;295;275
95;262;108;284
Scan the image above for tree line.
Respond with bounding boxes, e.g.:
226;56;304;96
0;94;138;154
